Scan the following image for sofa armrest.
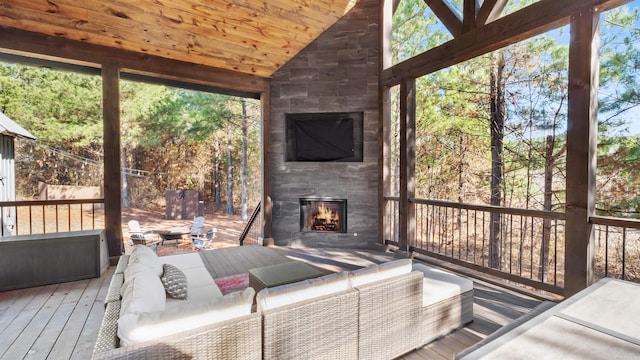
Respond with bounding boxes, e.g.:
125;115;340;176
261;289;359;360
92;313;262;360
104;273;124;306
355;270;424;360
93;301;121;355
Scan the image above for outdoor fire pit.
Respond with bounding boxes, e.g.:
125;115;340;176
156;227;190;246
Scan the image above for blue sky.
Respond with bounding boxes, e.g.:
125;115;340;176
544;0;640;135
602;0;640;135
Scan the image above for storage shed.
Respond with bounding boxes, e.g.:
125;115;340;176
0;111;36;235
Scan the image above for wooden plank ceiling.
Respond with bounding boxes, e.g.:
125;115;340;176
0;0;358;77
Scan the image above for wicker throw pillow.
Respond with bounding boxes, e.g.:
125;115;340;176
161;264;188;300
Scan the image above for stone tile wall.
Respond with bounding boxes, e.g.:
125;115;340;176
269;0;380;248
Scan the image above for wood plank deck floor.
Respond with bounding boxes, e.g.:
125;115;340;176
0;246;545;360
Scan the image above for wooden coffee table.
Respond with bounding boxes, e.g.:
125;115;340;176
248;261;324;295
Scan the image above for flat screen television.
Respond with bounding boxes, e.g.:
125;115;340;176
294;117;353;161
285;112;363;162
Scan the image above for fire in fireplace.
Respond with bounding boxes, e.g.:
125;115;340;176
299;198;347;233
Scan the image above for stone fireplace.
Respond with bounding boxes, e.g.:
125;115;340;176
267;0;380;248
300;198;347;233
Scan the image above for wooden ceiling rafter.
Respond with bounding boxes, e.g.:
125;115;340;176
423;0;463;37
384;0;633;86
477;0;509;25
462;0;479;32
424;0;506;37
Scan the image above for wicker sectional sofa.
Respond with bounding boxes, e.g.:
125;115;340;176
93;245;260;360
93;247;473;360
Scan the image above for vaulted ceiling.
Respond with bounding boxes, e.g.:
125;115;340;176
0;0;358;78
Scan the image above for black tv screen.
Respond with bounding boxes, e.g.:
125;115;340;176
294;118;354;161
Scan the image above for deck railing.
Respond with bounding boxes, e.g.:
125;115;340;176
385;197;640;294
0;199;104;236
384;197;566;295
591;216;640;282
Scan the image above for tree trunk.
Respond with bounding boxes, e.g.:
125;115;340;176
214;139;221;211
241;99;248;222
121;146;128;208
489;51;505;270
226;124;234;215
539;135;554;281
457;134;464;230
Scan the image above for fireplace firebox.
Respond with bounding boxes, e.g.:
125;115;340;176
299;198;347;233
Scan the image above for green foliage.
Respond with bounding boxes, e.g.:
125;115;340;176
392;0;452;63
392;0;640;219
0;64;103;147
596;135;640;216
120;81;171;144
136;88;230;147
599;6;640;133
594;6;640;218
409;33;570;207
0;61;261;209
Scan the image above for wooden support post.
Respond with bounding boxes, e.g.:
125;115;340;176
380;86;391;245
102;64;123;262
260;89;273;246
398;79;416;254
565;9;600;297
379;0;393;246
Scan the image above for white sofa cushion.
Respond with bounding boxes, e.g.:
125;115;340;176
161;253;206;270
158;252;223;300
121;261;163;297
412;263;474;307
128;245;163;277
349;259;413;288
161;256;224;311
257;271;350;312
117;287;255;346
131;244;158;257
179;267;218;289
120;268;166;316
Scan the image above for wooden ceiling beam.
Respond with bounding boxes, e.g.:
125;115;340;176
423;0;463;37
0;27;269;95
476;0;508;25
382;0;631;87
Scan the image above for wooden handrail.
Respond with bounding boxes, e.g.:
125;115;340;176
411;197;566;219
239;202;261;245
0;199;104;206
385;196;565;220
590;215;640;229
